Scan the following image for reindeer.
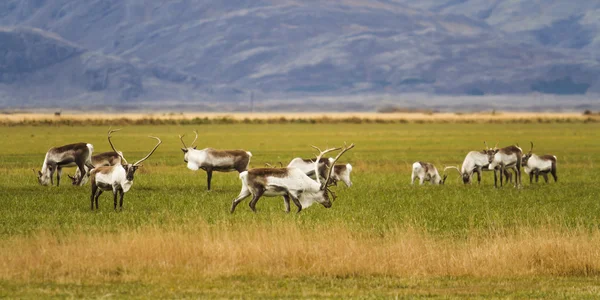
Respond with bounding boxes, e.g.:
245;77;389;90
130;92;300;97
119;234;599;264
33;143;95;186
230;143;354;214
486;142;523;188
522;142;557;183
287;156;353;187
445;148;513;185
68;151;123;185
410;161;448;185
89;129;161;211
179;130;252;191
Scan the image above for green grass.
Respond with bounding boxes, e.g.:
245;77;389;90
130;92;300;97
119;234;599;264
1;123;599;298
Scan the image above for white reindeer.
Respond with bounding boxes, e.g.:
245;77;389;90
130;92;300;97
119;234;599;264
230;143;355;213
33;143;95;186
410;161;448;185
180;130;252;191
522;142;557;183
486;142;523;188
89;129;161;211
445;146;513;184
68;151;123;185
288;157;353;187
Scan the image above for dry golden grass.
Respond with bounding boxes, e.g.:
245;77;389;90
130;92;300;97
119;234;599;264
0;111;595;124
2;223;599;283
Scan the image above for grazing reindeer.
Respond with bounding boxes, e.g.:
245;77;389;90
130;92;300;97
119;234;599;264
89;129;161;211
445;149;513;185
68;151;123;185
231;143;355;213
33;143;95;186
522;142;557;183
410;162;448;185
288;157;353;187
486;142;523;188
179;130;252;191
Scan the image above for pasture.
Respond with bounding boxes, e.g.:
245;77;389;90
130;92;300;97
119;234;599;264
1;121;600;298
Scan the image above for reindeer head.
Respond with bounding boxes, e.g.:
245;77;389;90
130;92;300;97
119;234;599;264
179;130;199;163
522;141;534;165
108;128;161;182
32;168;51;186
310;143;355;208
442;166;462;184
484;141;499;163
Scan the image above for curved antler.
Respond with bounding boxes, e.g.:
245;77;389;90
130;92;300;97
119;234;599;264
191;130;199;147
310;145;341;185
484;141;489;149
529;141;534;154
108;128;128;164
443;166;462;176
178;134;187;148
493;142;499;150
321;143;355;190
133;136;162;166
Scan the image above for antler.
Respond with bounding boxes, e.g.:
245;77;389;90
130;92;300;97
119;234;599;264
310;145;341;185
179;130;199;149
529;141;534;154
178;134;188;148
493;142;499;150
133;136;162;166
321;143;355;190
443;166;462;176
108;128;128;164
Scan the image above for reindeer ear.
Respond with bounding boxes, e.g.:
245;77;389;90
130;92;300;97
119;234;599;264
38;171;42;177
193;146;197;150
181;148;188;153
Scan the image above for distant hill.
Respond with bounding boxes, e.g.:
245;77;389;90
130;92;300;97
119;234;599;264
0;1;599;110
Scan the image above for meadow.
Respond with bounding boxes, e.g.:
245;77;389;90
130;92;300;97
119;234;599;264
1;121;600;298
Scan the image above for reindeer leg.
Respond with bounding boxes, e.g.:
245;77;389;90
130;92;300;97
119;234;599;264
542;173;549;183
283;194;291;213
230;187;251;213
48;164;56;186
90;185;98;210
551;164;557;182
419;176;425;185
113;189;118;211
76;162;87;186
94;190;103;210
56;167;62;187
535;171;540;183
248;188;265;213
119;188;125;210
500;165;504;187
476;168;481;184
290;193;302;213
493;169;498;188
206;169;213;191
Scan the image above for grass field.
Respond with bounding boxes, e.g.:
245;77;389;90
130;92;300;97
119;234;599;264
1;122;600;298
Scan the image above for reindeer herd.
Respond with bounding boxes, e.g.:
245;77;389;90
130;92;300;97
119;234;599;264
32;129;355;213
413;141;557;187
32;128;558;212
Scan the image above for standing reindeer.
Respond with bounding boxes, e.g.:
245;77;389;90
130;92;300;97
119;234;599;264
486;142;523;188
444;147;513;185
179;130;252;191
522;142;557;183
89;129;161;211
230;143;355;214
68;151;123;185
33;143;95;186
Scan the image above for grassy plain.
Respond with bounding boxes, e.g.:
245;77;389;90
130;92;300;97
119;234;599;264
1;121;600;298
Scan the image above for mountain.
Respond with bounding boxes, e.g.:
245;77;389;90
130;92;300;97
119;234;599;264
0;1;599;110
